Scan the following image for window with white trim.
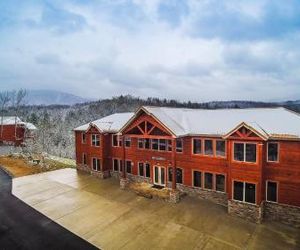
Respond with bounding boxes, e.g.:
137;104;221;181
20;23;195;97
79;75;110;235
176;168;183;184
125;137;131;147
234;143;256;163
151;139;159;150
233;181;256;204
138;162;144;176
204;173;213;189
267;143;279;162
145;139;151;149
126;160;132;174
204;139;213;155
159;139;166;151
138;162;151;177
113;159;123;172
82;133;86;144
176;139;183;153
193;170;202;188
92;158;101;171
138;138;144;149
266;181;277;202
145;163;150;177
91;134;100;147
216;140;225;157
193;139;202;154
112;135;122;147
216;174;225;192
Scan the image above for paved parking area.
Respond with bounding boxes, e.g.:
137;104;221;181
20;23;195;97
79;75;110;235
0;168;97;249
13;169;300;249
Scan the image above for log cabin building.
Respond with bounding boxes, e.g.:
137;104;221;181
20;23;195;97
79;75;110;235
0;116;37;146
74;106;300;225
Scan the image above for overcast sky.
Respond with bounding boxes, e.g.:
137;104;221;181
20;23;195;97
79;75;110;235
1;0;300;102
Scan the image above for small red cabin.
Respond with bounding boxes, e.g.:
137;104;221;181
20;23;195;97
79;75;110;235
0;116;37;146
74;106;300;226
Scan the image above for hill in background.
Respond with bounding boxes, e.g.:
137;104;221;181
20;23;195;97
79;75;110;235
24;89;93;105
3;95;300;159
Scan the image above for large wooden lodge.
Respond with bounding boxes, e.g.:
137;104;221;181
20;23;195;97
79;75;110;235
74;106;300;225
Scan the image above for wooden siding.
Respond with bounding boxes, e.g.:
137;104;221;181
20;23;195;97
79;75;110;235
75;113;300;207
0;125;26;146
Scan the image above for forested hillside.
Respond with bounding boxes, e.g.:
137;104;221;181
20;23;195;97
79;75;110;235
6;95;300;159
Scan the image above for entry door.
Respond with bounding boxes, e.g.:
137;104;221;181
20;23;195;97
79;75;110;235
154;166;165;186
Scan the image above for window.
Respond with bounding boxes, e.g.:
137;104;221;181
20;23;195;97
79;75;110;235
138;162;144;176
233;181;256;204
204;173;213;189
168;167;173;182
126;160;132;174
145;163;150;177
234;143;244;161
159;139;166;151
246;144;256;162
176;139;183;153
267;143;279;162
216;174;225;192
145;139;151;149
119;160;123;172
266;181;277;202
112;135;122;147
92;158;101;171
82;153;87;165
233;181;244;201
176;168;183;184
152;139;159;150
113;159;119;172
245;183;256;203
193;139;202;154
91;134;100;147
125;137;131;147
193;171;202;187
82;133;86;144
216;140;225;157
234;143;257;163
138;138;144;149
204;139;213;155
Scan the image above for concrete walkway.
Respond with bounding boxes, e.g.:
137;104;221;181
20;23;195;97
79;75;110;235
0;168;97;249
13;168;300;249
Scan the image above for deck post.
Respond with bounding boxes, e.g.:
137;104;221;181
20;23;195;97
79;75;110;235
170;138;180;203
120;134;128;189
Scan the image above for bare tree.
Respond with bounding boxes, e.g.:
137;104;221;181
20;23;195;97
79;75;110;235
0;91;11;138
10;89;27;140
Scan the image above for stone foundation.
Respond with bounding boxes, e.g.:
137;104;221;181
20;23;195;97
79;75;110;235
76;165;110;179
127;174;152;184
264;201;300;228
228;200;263;223
169;190;180;203
176;183;228;207
110;171;121;179
120;178;129;190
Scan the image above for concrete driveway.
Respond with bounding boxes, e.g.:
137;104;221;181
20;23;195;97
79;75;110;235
0;168;97;249
13;169;300;249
